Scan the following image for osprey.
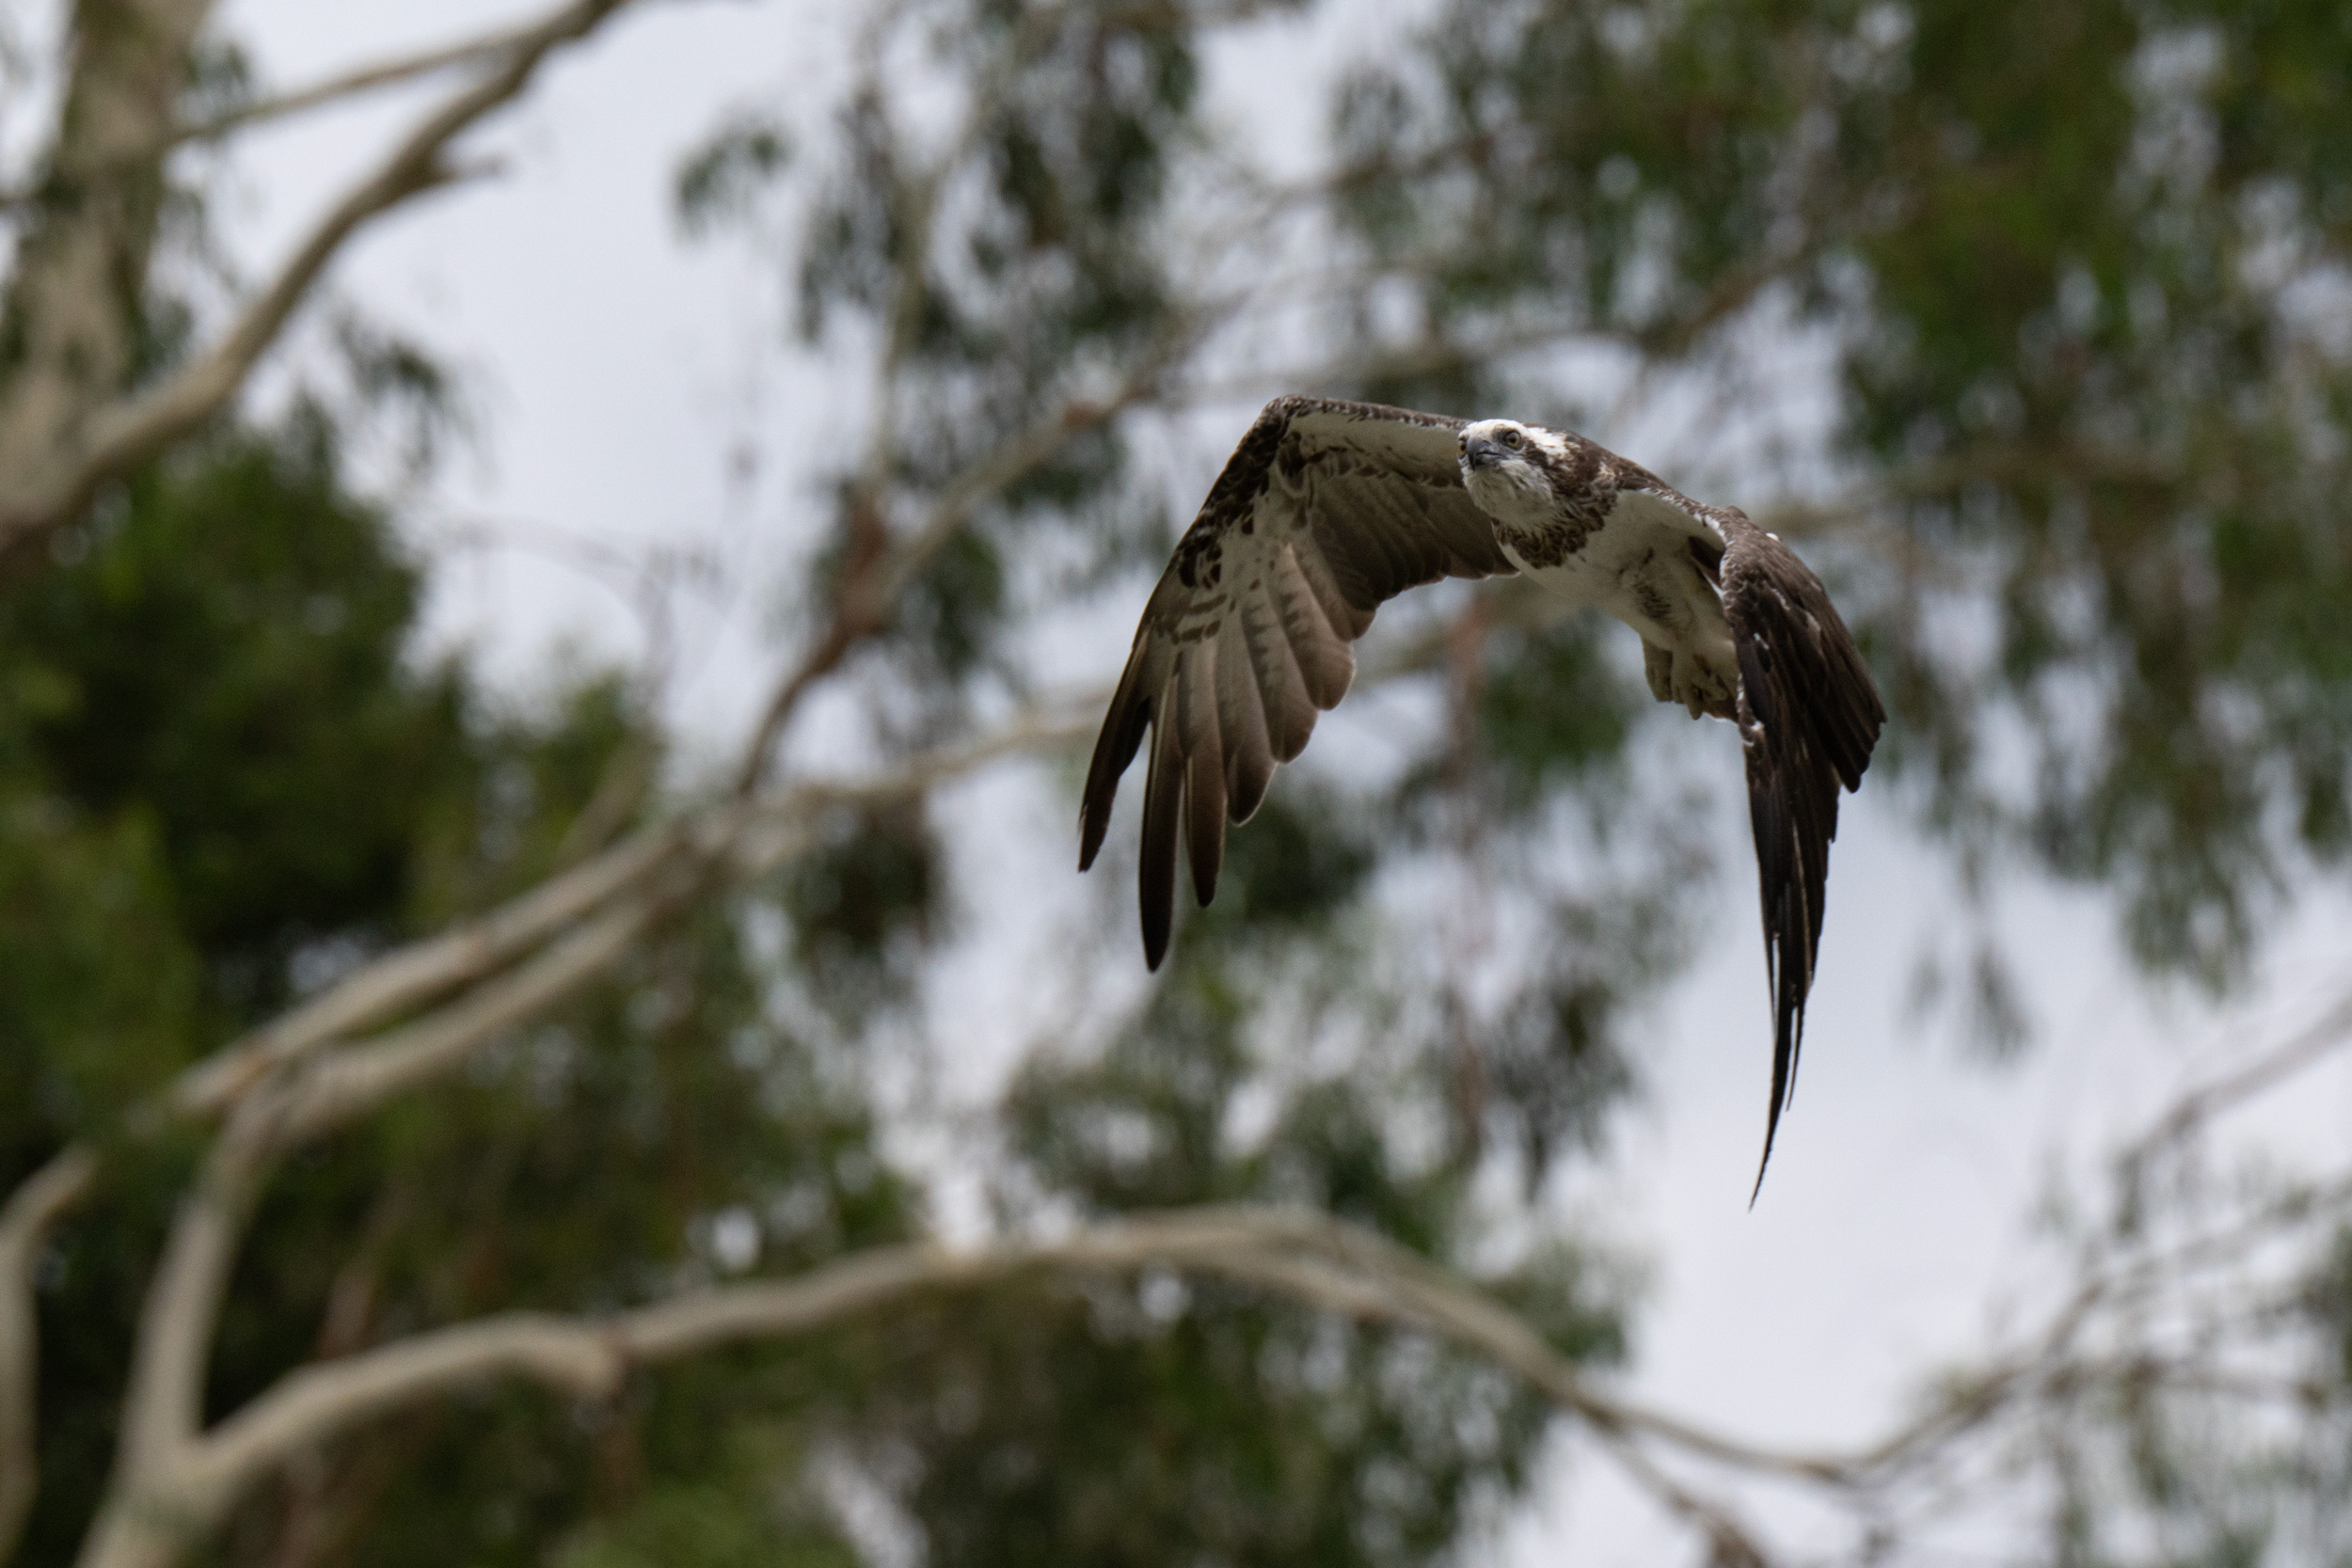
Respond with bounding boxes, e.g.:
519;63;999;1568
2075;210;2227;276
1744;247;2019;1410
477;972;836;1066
1078;397;1885;1185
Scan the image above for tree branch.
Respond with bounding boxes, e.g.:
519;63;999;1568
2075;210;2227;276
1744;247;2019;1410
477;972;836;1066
0;1147;100;1562
179;1207;1846;1552
266;705;1101;1149
0;15;571;214
112;1124;273;1486
1588;1430;1776;1568
170;16;562;148
731;338;1200;798
269;869;700;1148
30;705;1083;1568
0;0;219;570
0;0;650;571
169;819;692;1119
2116;977;2352;1181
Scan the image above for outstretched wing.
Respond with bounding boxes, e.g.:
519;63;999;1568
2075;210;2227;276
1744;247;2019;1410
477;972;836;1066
1080;396;1516;967
1718;511;1884;1196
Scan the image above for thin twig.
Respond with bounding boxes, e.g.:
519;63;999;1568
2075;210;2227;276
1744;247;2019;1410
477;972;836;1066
2118;979;2352;1180
1592;1429;1776;1568
730;341;1198;798
172;16;555;147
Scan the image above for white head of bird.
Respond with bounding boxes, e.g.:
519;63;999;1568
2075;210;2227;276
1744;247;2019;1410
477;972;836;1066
1456;418;1566;529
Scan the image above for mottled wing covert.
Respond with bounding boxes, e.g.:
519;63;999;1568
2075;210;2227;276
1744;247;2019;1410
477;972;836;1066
1079;397;1516;967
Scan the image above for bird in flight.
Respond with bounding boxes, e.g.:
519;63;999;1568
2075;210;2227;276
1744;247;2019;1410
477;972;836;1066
1077;397;1885;1187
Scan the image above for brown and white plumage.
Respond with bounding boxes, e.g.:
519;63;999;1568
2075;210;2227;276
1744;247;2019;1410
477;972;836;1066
1079;395;1884;1188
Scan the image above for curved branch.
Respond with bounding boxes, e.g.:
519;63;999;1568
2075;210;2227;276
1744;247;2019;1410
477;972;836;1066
270;868;699;1147
263;705;1102;1148
186;1207;1845;1541
112;1126;273;1488
2117;978;2352;1179
170;17;558;148
0;1148;99;1562
731;321;1207;797
170;820;691;1119
67;711;1089;1568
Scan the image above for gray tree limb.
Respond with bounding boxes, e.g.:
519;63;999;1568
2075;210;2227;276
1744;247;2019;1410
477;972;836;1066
171;15;567;148
82;1207;1833;1568
0;0;221;569
169;821;693;1119
55;709;1099;1568
0;1148;100;1561
0;0;648;573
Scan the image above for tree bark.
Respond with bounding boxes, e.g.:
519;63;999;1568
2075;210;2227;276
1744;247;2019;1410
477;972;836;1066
0;0;649;575
65;1207;1840;1568
0;1149;101;1561
0;0;216;563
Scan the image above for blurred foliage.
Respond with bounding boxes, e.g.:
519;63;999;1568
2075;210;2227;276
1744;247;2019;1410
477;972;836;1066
675;112;794;241
1899;1176;2352;1567
11;10;1636;1565
1336;0;2352;987
14;0;2352;1562
976;899;1620;1568
0;409;910;1565
0;391;1621;1565
0;409;470;1022
767;0;1279;697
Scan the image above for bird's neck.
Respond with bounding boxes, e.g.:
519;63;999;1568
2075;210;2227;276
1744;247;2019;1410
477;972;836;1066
1463;464;1563;537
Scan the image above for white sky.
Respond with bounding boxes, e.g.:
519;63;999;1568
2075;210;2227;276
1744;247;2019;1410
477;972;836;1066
187;3;2352;1560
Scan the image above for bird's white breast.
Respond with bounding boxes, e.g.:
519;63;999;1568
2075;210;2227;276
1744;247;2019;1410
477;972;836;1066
1461;461;1558;533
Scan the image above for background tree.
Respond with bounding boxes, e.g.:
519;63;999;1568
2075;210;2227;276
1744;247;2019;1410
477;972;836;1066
0;2;2349;1567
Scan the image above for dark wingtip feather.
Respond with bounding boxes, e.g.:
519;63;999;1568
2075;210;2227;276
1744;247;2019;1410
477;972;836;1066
1747;999;1804;1206
1747;1128;1776;1209
1079;683;1151;873
1079;748;1119;869
1186;752;1225;908
1137;715;1181;970
1078;810;1107;873
1723;514;1885;1203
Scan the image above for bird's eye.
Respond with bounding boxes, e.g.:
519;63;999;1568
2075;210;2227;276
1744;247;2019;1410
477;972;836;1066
1500;429;1524;449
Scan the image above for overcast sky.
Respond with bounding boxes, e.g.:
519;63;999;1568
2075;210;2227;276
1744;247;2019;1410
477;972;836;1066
189;4;2352;1560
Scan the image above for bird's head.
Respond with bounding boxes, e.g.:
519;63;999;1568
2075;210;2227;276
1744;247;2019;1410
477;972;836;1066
1457;419;1561;522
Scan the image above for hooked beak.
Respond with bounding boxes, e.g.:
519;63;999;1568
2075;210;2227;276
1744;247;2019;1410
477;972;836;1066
1461;435;1503;470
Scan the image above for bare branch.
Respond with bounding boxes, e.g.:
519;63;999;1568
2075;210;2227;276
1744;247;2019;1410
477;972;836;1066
170;821;691;1119
183;1207;1844;1549
270;872;695;1147
268;705;1101;1148
0;0;220;569
2117;978;2352;1180
1589;1430;1776;1568
101;970;2352;1568
62;703;1097;1565
0;0;650;570
39;703;1083;1567
732;337;1201;798
0;17;560;212
170;16;558;148
113;1123;273;1489
0;1147;100;1561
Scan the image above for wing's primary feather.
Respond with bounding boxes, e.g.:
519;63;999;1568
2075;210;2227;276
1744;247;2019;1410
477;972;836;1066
1079;397;1516;967
1717;509;1884;1197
